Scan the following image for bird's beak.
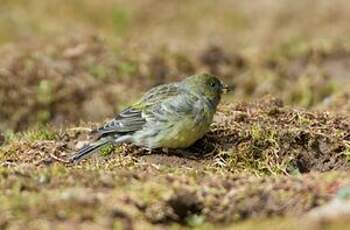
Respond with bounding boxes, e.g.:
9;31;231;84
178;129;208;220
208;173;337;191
221;82;232;94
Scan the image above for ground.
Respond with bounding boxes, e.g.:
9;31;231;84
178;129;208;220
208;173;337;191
1;1;350;229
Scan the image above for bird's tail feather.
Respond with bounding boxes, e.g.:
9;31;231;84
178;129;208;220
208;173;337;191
70;138;111;163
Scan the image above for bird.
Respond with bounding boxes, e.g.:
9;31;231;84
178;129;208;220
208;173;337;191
70;73;227;162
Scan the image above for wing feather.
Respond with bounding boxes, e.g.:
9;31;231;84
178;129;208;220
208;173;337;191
95;83;182;135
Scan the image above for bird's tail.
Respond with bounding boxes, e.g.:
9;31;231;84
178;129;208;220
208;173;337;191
70;138;111;163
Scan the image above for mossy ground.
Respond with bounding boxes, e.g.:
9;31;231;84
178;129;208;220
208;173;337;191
1;99;350;229
1;0;350;229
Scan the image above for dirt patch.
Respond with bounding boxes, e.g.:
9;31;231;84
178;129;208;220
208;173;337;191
138;154;208;169
206;98;350;174
0;161;348;228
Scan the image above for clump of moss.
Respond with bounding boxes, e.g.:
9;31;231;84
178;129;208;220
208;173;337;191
99;143;115;157
21;127;58;142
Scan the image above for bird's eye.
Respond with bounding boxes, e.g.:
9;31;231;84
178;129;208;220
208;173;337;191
209;81;216;88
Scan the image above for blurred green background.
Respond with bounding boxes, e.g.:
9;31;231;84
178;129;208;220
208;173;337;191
1;0;350;131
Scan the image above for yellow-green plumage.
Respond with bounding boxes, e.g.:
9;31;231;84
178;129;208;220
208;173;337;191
144;108;213;148
71;73;226;162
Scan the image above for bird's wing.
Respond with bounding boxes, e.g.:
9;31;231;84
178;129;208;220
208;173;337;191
95;107;146;134
95;83;182;135
138;83;181;107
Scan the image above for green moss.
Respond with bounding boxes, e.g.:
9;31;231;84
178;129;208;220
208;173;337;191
99;143;115;156
21;127;57;141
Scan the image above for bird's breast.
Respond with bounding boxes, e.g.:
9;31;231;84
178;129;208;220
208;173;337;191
140;109;213;149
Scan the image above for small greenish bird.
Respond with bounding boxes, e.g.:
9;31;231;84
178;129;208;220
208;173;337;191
71;73;227;162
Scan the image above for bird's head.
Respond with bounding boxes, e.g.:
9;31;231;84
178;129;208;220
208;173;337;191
181;73;228;108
